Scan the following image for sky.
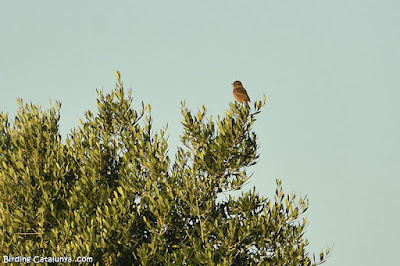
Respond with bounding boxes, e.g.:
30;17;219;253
1;1;399;265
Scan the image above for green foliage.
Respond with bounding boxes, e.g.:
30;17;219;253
0;72;331;265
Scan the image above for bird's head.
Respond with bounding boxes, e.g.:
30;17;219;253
232;81;243;87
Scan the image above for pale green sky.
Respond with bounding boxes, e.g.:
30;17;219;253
1;1;399;265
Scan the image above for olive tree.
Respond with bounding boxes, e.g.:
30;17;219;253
0;72;330;265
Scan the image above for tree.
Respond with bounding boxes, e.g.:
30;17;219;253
0;72;331;265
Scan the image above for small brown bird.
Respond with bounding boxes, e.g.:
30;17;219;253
232;80;251;106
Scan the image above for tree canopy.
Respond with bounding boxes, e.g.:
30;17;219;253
0;72;330;265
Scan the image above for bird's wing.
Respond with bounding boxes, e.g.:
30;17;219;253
236;87;250;101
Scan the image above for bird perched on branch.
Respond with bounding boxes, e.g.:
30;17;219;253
232;80;251;107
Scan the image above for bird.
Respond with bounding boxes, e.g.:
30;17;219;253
232;80;251;106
